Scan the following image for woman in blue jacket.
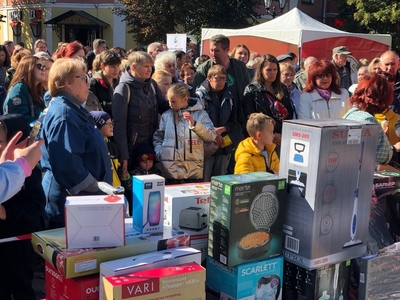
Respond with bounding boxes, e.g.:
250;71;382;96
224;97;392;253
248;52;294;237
40;58;112;229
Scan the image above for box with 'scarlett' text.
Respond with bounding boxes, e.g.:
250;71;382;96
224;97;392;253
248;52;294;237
103;263;205;300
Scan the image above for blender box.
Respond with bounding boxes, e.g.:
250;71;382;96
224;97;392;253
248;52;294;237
133;174;165;234
164;183;210;242
283;259;351;300
65;195;125;249
208;172;286;267
280;119;379;269
45;261;99;300
99;247;201;300
32;219;190;278
206;256;283;300
359;242;400;299
103;262;205;300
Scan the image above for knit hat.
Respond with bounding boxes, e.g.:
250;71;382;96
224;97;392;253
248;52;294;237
136;144;155;163
90;111;111;129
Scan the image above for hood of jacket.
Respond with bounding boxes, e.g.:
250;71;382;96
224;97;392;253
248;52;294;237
246;81;268;93
0;114;30;143
182;97;203;112
92;70;119;88
119;67;152;90
197;79;231;101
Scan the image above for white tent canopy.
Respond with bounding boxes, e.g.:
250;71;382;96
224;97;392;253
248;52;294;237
201;7;391;47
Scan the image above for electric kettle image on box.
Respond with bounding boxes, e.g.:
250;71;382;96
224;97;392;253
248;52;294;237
179;207;208;231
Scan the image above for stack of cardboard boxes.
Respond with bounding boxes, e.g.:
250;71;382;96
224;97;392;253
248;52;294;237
206;172;286;299
32;175;206;300
279;119;379;299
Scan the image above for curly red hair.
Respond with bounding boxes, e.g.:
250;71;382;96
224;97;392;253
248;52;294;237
305;59;341;94
350;73;393;114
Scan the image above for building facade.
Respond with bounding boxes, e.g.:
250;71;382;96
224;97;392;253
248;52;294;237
0;0;137;52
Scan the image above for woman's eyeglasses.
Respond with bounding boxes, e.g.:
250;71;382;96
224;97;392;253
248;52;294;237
211;76;227;82
315;73;332;79
36;64;47;71
75;74;90;83
104;121;114;127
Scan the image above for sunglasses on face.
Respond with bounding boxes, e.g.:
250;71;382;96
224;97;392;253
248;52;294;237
35;63;47;71
315;73;332;79
109;51;121;59
75;74;90;83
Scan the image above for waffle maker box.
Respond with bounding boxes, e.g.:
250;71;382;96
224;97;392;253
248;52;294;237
133;174;165;234
206;256;283;300
283;259;351;300
208;172;286;267
280;119;379;270
164;183;210;243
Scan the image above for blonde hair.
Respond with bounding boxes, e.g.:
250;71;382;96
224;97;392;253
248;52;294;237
127;51;153;66
279;62;295;75
152;70;172;83
368;57;380;73
167;83;189;100
48;58;87;97
246;113;275;138
207;65;227;78
119;59;130;73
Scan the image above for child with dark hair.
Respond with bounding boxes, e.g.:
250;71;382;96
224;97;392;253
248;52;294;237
130;143;161;176
0;114;45;300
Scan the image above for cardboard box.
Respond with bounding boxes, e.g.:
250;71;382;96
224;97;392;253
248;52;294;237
359;242;400;299
208;172;286;267
45;261;99;300
99;246;201;300
190;238;207;265
206;256;283;300
283;259;351;300
164;183;210;242
133;174;165;234
32;220;190;278
65;195;125;248
103;262;205;300
373;171;400;213
280;119;379;269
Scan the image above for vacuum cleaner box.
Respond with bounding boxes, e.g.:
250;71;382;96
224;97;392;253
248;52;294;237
45;261;99;300
280;119;379;269
283;259;351;300
65;195;125;249
206;256;283;300
31;220;190;278
103;262;205;300
99;247;201;300
208;172;286;267
164;183;210;241
133;174;165;234
359;242;400;299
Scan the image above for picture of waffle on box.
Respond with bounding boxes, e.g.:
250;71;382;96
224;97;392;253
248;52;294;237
237;185;279;259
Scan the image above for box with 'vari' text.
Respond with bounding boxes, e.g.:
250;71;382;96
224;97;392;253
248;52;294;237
280;119;379;269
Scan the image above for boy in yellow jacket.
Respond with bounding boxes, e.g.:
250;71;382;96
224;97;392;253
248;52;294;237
234;113;280;174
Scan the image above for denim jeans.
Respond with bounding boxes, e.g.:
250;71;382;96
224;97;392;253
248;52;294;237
203;154;231;182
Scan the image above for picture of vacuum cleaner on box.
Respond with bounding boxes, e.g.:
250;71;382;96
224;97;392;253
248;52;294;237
343;141;364;248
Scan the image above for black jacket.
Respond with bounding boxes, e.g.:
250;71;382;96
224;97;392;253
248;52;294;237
89;71;119;117
112;68;169;161
196;80;241;154
243;81;296;134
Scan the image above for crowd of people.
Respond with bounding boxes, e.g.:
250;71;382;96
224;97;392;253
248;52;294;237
1;35;400;299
